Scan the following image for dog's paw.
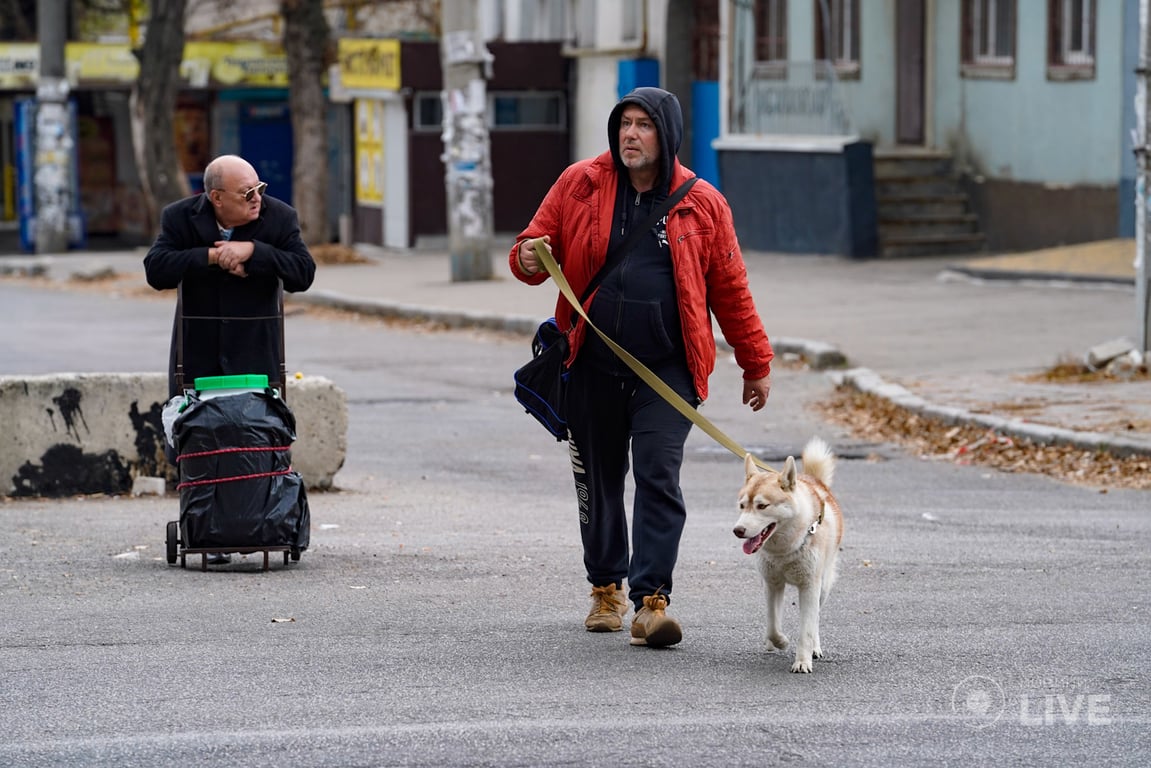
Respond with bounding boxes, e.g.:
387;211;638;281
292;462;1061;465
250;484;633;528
813;647;824;660
790;657;813;674
766;632;789;651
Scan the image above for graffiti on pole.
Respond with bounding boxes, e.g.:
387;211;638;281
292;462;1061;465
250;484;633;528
34;99;73;239
441;79;492;241
14;97;82;252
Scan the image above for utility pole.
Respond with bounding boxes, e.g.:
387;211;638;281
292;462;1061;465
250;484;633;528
34;0;75;254
439;0;494;282
1138;0;1151;352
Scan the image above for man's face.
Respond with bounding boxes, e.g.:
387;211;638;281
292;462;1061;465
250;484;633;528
618;105;660;174
211;165;264;228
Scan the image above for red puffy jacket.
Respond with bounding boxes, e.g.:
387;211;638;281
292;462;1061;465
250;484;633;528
510;151;773;402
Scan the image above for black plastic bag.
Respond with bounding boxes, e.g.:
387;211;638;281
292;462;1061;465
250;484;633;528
173;391;310;550
513;317;570;441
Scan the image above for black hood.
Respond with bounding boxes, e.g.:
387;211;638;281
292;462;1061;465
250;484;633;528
608;87;683;188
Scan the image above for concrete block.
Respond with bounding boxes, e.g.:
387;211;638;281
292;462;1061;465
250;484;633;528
285;375;347;490
1085;338;1135;370
0;373;346;498
132;476;166;497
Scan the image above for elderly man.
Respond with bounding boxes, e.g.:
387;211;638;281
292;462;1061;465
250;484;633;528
145;154;315;565
145;154;315;401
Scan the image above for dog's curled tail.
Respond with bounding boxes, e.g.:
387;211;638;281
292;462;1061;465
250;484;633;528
801;437;836;488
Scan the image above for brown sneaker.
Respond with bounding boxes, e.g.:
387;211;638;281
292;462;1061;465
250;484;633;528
585;584;628;632
629;593;682;647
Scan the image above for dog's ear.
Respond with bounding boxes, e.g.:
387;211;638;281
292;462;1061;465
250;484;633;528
779;456;797;492
744;453;759;478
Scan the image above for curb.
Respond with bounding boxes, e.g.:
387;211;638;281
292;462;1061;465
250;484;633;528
291;290;541;336
291;292;850;371
941;266;1135;288
280;291;1151;461
831;367;1151;460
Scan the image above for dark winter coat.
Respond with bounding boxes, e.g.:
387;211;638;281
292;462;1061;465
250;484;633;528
144;193;315;398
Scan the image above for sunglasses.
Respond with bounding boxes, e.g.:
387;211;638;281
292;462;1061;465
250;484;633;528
235;181;267;202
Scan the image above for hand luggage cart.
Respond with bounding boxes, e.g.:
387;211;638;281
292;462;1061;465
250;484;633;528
164;281;310;571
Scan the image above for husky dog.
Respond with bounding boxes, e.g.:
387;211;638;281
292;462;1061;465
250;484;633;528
733;438;843;673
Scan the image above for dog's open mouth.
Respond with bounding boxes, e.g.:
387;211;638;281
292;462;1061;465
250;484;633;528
742;523;776;555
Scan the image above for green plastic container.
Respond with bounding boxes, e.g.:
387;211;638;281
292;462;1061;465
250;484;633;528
194;374;270;399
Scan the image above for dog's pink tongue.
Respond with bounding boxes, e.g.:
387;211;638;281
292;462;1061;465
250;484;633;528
742;537;759;555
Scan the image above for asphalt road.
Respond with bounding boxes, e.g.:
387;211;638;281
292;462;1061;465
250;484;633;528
1;282;1149;766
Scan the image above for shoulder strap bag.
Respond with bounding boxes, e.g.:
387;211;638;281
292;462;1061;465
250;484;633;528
513;177;698;441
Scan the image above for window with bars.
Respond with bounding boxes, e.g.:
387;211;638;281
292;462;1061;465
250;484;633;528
755;0;788;71
1047;0;1096;80
961;0;1016;79
693;0;720;82
814;0;860;79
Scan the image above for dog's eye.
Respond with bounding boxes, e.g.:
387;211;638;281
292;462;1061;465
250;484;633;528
756;502;769;510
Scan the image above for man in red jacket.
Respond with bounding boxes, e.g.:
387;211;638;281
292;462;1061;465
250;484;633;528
511;87;774;647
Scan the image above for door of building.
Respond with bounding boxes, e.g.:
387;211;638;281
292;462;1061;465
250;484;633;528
895;0;926;145
239;101;294;207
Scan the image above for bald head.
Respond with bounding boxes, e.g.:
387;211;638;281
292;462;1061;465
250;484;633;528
204;154;264;228
203;155;256;193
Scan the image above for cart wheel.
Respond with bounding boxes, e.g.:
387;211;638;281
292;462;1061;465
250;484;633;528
166;521;178;565
290;547;301;562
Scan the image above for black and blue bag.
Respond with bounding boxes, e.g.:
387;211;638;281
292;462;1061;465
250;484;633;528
511;179;697;441
513;317;570;441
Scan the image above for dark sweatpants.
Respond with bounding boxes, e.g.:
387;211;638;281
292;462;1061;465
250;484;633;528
565;358;697;611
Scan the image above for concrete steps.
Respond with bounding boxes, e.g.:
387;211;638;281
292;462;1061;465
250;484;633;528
873;149;987;258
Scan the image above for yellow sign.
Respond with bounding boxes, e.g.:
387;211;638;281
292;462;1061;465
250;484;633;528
338;39;401;91
66;43;140;82
0;41;290;90
354;98;385;205
183;42;289;88
0;43;38;89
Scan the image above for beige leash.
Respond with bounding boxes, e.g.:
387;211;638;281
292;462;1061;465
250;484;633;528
531;238;777;474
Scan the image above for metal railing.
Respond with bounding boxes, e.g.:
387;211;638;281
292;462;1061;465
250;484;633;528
731;60;853;137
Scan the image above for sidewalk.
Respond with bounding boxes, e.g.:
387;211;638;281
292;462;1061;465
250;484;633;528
3;238;1149;458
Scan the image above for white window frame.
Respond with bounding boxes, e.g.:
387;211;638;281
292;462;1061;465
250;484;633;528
412;91;442;133
972;0;1014;66
1058;0;1094;66
755;0;787;66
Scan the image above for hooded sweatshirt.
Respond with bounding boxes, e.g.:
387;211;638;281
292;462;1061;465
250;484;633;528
583;87;687;373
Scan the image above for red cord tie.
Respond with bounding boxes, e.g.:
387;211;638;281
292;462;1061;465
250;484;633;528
175;445;294;490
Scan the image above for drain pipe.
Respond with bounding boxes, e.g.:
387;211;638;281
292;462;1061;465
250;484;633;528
1137;0;1151;353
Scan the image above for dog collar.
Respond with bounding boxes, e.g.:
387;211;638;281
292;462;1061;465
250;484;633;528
807;487;830;537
